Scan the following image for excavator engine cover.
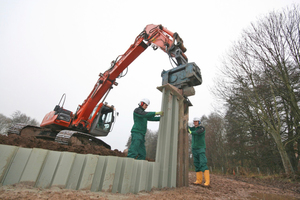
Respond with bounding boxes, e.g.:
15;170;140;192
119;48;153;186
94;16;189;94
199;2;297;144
161;62;202;89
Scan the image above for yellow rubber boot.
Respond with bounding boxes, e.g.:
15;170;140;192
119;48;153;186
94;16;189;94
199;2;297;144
203;170;210;187
193;171;203;185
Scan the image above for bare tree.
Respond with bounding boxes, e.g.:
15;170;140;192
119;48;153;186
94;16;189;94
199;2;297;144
145;130;158;160
0;114;12;135
204;113;227;170
215;5;300;176
11;110;39;126
224;90;283;173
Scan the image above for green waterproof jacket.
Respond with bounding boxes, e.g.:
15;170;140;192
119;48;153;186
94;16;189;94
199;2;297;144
189;125;206;149
131;106;160;135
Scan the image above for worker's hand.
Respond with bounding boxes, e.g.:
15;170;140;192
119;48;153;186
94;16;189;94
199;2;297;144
188;128;192;134
196;126;205;134
155;111;164;116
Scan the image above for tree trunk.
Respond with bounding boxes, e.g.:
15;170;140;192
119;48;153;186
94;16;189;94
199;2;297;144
270;130;294;176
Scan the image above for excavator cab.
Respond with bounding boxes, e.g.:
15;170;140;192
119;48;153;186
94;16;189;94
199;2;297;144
89;103;117;136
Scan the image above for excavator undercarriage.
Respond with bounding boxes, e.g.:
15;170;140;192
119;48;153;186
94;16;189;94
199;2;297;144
8;123;111;149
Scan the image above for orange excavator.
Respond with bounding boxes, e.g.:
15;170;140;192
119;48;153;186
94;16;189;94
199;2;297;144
8;24;202;149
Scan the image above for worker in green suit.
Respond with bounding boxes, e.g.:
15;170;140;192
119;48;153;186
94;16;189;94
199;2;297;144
127;98;163;160
189;117;210;187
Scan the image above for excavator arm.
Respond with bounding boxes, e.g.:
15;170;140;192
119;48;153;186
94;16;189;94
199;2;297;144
70;24;190;131
10;24;202;150
40;24;201;139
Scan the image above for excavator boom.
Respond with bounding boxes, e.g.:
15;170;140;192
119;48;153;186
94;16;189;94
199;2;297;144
9;24;202;150
59;24;194;132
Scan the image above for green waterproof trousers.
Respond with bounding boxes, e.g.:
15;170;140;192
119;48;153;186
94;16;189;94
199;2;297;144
192;148;209;172
127;132;146;160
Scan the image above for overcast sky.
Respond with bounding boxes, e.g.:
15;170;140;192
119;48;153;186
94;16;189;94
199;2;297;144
0;0;298;150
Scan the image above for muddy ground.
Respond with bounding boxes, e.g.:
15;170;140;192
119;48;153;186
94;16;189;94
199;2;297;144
0;134;299;200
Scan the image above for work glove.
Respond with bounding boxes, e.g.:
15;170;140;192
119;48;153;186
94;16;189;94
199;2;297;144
196;126;205;134
155;111;164;116
188;128;191;134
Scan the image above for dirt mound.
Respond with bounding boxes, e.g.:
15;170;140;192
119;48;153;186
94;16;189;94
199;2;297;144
0;134;126;157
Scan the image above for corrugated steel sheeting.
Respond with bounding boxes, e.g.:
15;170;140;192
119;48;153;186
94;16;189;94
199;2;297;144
156;84;184;188
0;145;160;193
0;84;182;194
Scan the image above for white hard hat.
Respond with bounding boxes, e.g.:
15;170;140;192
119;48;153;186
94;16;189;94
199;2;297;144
193;117;200;122
139;98;150;106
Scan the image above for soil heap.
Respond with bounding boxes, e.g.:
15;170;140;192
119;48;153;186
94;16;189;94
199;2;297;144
0;134;126;157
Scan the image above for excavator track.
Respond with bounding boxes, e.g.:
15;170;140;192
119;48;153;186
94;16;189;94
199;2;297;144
8;123;111;149
55;130;111;149
8;123;54;140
